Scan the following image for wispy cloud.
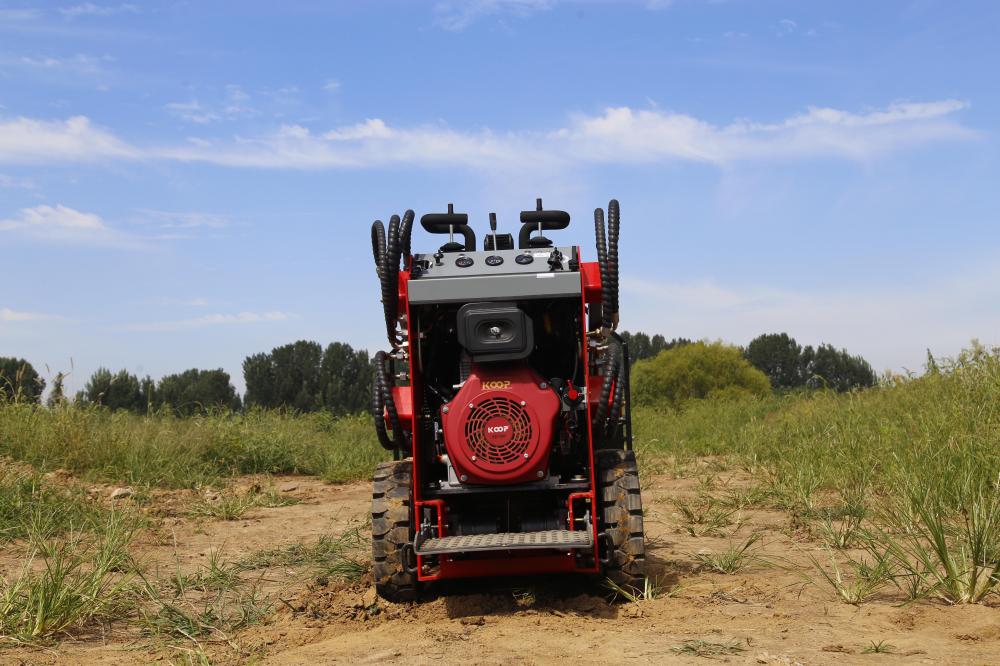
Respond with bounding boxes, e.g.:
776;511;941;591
323;79;341;92
0;115;135;164
162;99;975;169
433;0;555;31
126;311;292;332
0;9;41;23
132;209;229;229
0;174;35;189
1;307;62;322
164;100;220;125
4;52;114;75
164;85;257;124
59;3;138;19
0;203;140;247
0;100;975;169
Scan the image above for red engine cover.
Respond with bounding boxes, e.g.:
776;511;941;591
441;363;560;485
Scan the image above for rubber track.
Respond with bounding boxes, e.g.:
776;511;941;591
371;459;417;602
596;449;645;589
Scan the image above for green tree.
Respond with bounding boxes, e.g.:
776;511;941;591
82;368;144;412
745;333;804;389
0;357;45;403
631;341;771;408
243;340;324;412
156;368;240;415
243;352;276;408
319;342;371;415
271;340;323;411
618;331;692;366
801;344;877;392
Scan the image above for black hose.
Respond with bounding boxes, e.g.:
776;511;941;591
371;220;386;278
594;343;620;432
609;343;626;427
594;208;611;330
381;215;402;345
607;199;620;326
371;370;394;450
372;351;404;450
400;209;414;267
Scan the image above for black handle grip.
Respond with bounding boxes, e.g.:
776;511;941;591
420;206;476;251
519;209;570;227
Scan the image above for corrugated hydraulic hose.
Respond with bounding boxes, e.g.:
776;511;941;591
606;199;620;327
400;209;414;266
372;350;403;451
371;219;386;279
380;215;402;345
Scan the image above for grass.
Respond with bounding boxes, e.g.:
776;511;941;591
636;342;1000;604
862;640;896;654
0;470;109;541
603;575;679;603
0;405;386;488
0;509;140;645
187;487;300;521
692;533;765;574
240;524;369;581
671;638;746;657
806;549;893;605
672;497;741;537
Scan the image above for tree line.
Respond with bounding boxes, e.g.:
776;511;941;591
1;330;876;414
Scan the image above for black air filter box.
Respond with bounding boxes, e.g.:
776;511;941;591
457;301;533;362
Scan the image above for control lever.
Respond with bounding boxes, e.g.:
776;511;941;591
547;248;564;271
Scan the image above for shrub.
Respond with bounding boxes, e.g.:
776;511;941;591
631;340;771;408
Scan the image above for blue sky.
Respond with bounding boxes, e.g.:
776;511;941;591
1;0;998;395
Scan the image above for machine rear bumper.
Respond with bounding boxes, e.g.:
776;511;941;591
416;529;591;556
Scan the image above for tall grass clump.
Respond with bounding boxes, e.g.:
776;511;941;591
0;404;386;488
0;471;108;541
0;510;140;644
637;342;1000;603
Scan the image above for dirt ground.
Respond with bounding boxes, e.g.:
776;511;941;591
3;470;999;665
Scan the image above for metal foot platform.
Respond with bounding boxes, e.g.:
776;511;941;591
416;529;592;555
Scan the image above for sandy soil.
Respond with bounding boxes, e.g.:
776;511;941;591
3;471;999;665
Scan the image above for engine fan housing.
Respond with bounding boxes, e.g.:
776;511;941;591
442;363;559;485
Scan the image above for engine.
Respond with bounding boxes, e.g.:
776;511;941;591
441;363;559;485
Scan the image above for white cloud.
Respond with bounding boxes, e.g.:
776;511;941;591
622;260;1000;375
0;9;41;22
132;209;229;229
1;307;61;322
165;100;220;125
0;115;135;164
323;79;341;92
1;204;105;231
7;53;113;75
0;100;975;169
0;204;141;247
127;311;292;332
777;18;797;34
0;174;35;189
433;0;555;31
59;3;138;18
165;86;258;124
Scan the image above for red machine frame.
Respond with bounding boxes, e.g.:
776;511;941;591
388;249;606;582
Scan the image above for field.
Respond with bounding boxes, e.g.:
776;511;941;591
0;346;998;664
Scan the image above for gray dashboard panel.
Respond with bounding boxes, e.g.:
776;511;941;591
408;247;581;304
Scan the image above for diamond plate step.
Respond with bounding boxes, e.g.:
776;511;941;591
416;529;592;555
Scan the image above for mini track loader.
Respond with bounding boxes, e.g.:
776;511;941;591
368;199;644;601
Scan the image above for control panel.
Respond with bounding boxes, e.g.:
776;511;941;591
410;247;578;280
